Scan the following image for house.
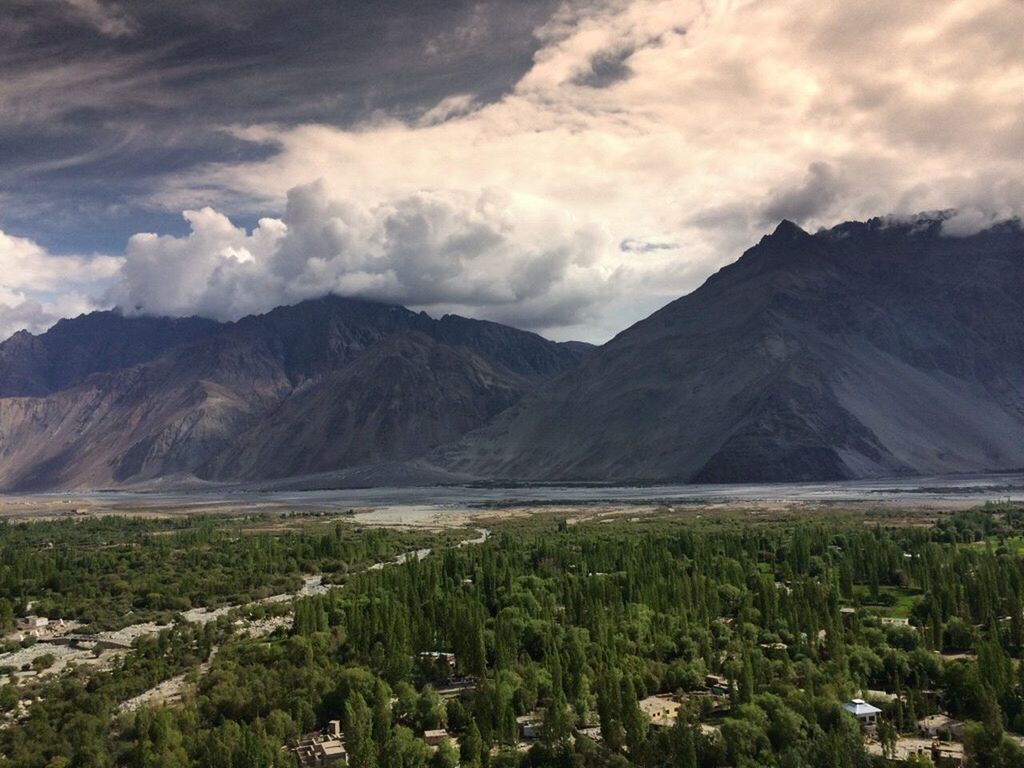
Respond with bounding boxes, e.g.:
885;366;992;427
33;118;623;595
517;715;541;741
436;675;477;699
17;616;48;631
865;736;964;766
843;699;882;729
293;735;346;767
293;721;347;767
931;741;966;766
705;674;731;695
760;642;789;658
638;695;680;727
423;729;450;746
862;689;901;703
419;651;457;670
918;713;965;740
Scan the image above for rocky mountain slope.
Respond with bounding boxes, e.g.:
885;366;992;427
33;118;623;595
439;217;1024;482
0;297;588;490
2;216;1022;490
0;312;220;397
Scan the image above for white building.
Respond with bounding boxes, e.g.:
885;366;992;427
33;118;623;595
918;713;965;739
517;715;541;741
843;699;882;728
17;616;48;631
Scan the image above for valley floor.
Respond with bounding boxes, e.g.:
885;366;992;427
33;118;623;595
2;499;1024;766
0;469;1022;522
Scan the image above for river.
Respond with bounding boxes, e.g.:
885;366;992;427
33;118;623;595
29;471;1024;515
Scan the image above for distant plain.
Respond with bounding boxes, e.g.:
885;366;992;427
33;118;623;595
1;471;1021;522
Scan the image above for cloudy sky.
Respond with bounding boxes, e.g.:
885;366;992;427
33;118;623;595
1;0;1022;342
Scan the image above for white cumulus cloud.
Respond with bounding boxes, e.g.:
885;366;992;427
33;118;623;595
141;0;1024;339
0;228;121;339
6;0;1024;343
107;181;617;333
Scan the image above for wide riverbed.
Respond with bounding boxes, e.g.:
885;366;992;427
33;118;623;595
4;471;1023;519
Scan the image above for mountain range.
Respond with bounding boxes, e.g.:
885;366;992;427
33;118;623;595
441;217;1024;482
0;298;588;490
0;215;1022;490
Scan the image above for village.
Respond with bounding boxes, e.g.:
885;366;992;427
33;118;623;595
2;552;1007;767
288;651;980;768
4;507;1024;767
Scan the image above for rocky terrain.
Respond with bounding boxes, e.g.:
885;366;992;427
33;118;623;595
0;297;587;490
1;215;1022;489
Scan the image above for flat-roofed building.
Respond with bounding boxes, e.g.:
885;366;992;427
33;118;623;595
293;725;347;767
517;714;541;741
423;729;450;746
419;651;456;669
705;674;731;695
918;713;964;740
866;737;964;766
843;699;882;729
638;695;680;727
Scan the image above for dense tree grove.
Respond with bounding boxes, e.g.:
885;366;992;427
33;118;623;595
0;516;453;630
4;506;1024;766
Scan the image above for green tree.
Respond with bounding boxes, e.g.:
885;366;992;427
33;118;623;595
460;720;483;768
345;693;377;768
430;740;459;768
620;676;648;755
670;715;698;768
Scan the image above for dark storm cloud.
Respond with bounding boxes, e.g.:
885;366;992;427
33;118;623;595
573;46;635;88
3;0;1023;344
758;162;845;227
0;0;558;253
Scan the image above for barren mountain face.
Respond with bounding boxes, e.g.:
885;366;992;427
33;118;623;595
0;297;588;490
438;218;1024;482
0;218;1021;490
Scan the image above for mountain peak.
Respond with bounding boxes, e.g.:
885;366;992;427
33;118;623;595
770;219;810;239
442;216;1024;484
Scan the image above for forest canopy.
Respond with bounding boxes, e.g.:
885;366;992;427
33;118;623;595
2;505;1024;767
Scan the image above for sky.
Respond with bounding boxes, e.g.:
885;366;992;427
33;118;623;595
1;0;1022;343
